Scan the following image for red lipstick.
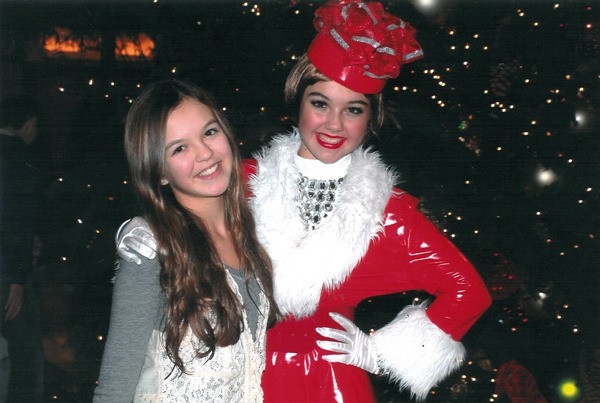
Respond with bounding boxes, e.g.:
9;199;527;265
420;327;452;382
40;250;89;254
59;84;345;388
316;133;346;149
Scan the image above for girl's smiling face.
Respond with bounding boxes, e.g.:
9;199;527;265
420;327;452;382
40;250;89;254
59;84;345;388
297;80;370;163
162;98;233;209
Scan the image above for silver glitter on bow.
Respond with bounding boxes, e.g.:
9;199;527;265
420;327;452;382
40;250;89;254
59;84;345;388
331;28;350;50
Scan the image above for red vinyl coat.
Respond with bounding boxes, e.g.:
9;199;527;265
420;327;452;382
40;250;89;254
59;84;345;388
243;159;491;402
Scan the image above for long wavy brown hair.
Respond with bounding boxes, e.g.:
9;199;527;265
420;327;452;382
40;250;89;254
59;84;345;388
124;78;276;373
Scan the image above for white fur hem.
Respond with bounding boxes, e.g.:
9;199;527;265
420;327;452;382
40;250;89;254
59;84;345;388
371;304;465;401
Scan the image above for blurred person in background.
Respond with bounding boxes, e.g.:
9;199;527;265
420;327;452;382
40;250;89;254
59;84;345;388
0;95;44;402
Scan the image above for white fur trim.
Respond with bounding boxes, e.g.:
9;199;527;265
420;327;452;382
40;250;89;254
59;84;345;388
371;304;466;401
249;130;396;318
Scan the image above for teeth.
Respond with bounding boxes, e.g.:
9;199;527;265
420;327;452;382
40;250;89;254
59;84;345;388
197;163;218;177
319;134;343;144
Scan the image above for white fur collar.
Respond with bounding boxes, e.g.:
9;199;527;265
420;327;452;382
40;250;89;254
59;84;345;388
249;129;397;318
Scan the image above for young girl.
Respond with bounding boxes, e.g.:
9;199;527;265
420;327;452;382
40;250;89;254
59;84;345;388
93;79;276;402
245;1;491;402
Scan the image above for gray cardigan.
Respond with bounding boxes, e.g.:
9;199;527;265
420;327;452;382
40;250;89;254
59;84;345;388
94;253;163;402
94;219;268;402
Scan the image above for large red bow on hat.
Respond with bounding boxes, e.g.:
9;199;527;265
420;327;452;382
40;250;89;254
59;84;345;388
313;0;423;79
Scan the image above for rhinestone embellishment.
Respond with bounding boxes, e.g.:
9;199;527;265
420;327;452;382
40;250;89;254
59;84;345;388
297;174;344;230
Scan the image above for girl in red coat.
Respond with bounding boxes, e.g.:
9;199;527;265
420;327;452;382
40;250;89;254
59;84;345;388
245;1;491;401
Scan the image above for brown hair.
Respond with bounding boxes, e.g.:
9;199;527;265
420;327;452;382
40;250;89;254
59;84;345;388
284;54;385;138
124;78;276;373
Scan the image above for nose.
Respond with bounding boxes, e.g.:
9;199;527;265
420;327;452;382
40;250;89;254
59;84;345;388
194;140;214;162
324;110;343;132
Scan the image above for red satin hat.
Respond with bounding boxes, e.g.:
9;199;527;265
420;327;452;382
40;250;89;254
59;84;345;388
307;0;424;94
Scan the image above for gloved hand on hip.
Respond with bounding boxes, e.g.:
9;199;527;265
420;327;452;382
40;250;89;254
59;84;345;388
316;312;381;374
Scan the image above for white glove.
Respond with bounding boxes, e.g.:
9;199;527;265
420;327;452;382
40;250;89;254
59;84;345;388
116;219;157;265
316;312;380;374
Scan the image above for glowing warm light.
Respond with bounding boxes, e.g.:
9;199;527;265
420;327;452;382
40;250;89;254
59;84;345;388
44;28;81;53
115;33;155;60
412;0;441;15
537;168;558;186
557;378;580;400
43;27;101;60
574;110;587;126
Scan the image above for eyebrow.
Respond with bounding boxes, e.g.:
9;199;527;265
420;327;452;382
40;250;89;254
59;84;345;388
306;91;369;107
164;118;219;150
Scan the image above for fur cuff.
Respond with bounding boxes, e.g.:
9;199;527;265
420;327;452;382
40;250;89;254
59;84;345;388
371;304;465;401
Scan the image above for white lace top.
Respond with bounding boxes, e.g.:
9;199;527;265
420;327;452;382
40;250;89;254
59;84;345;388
94;217;269;403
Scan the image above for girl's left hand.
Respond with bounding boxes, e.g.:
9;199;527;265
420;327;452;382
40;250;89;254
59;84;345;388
316;312;381;374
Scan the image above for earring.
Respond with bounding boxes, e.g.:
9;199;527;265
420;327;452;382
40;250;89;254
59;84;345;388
160;178;168;186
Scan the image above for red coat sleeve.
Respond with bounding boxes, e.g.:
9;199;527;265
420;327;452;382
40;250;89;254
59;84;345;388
403;201;492;340
242;158;257;198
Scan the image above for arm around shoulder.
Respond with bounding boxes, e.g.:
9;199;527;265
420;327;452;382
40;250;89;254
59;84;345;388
116;217;158;264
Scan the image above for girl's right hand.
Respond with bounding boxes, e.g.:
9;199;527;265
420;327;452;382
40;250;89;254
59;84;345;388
115;218;157;264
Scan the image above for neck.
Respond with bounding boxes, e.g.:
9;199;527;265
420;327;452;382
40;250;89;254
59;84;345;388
178;195;227;236
190;197;239;270
294;153;352;180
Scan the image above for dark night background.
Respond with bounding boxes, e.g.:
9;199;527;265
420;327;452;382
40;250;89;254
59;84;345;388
0;0;598;401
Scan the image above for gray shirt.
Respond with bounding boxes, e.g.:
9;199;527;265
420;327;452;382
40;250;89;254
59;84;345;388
225;265;260;338
94;254;163;403
95;255;263;402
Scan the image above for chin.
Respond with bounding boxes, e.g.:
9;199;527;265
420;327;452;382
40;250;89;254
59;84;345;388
316;152;345;164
